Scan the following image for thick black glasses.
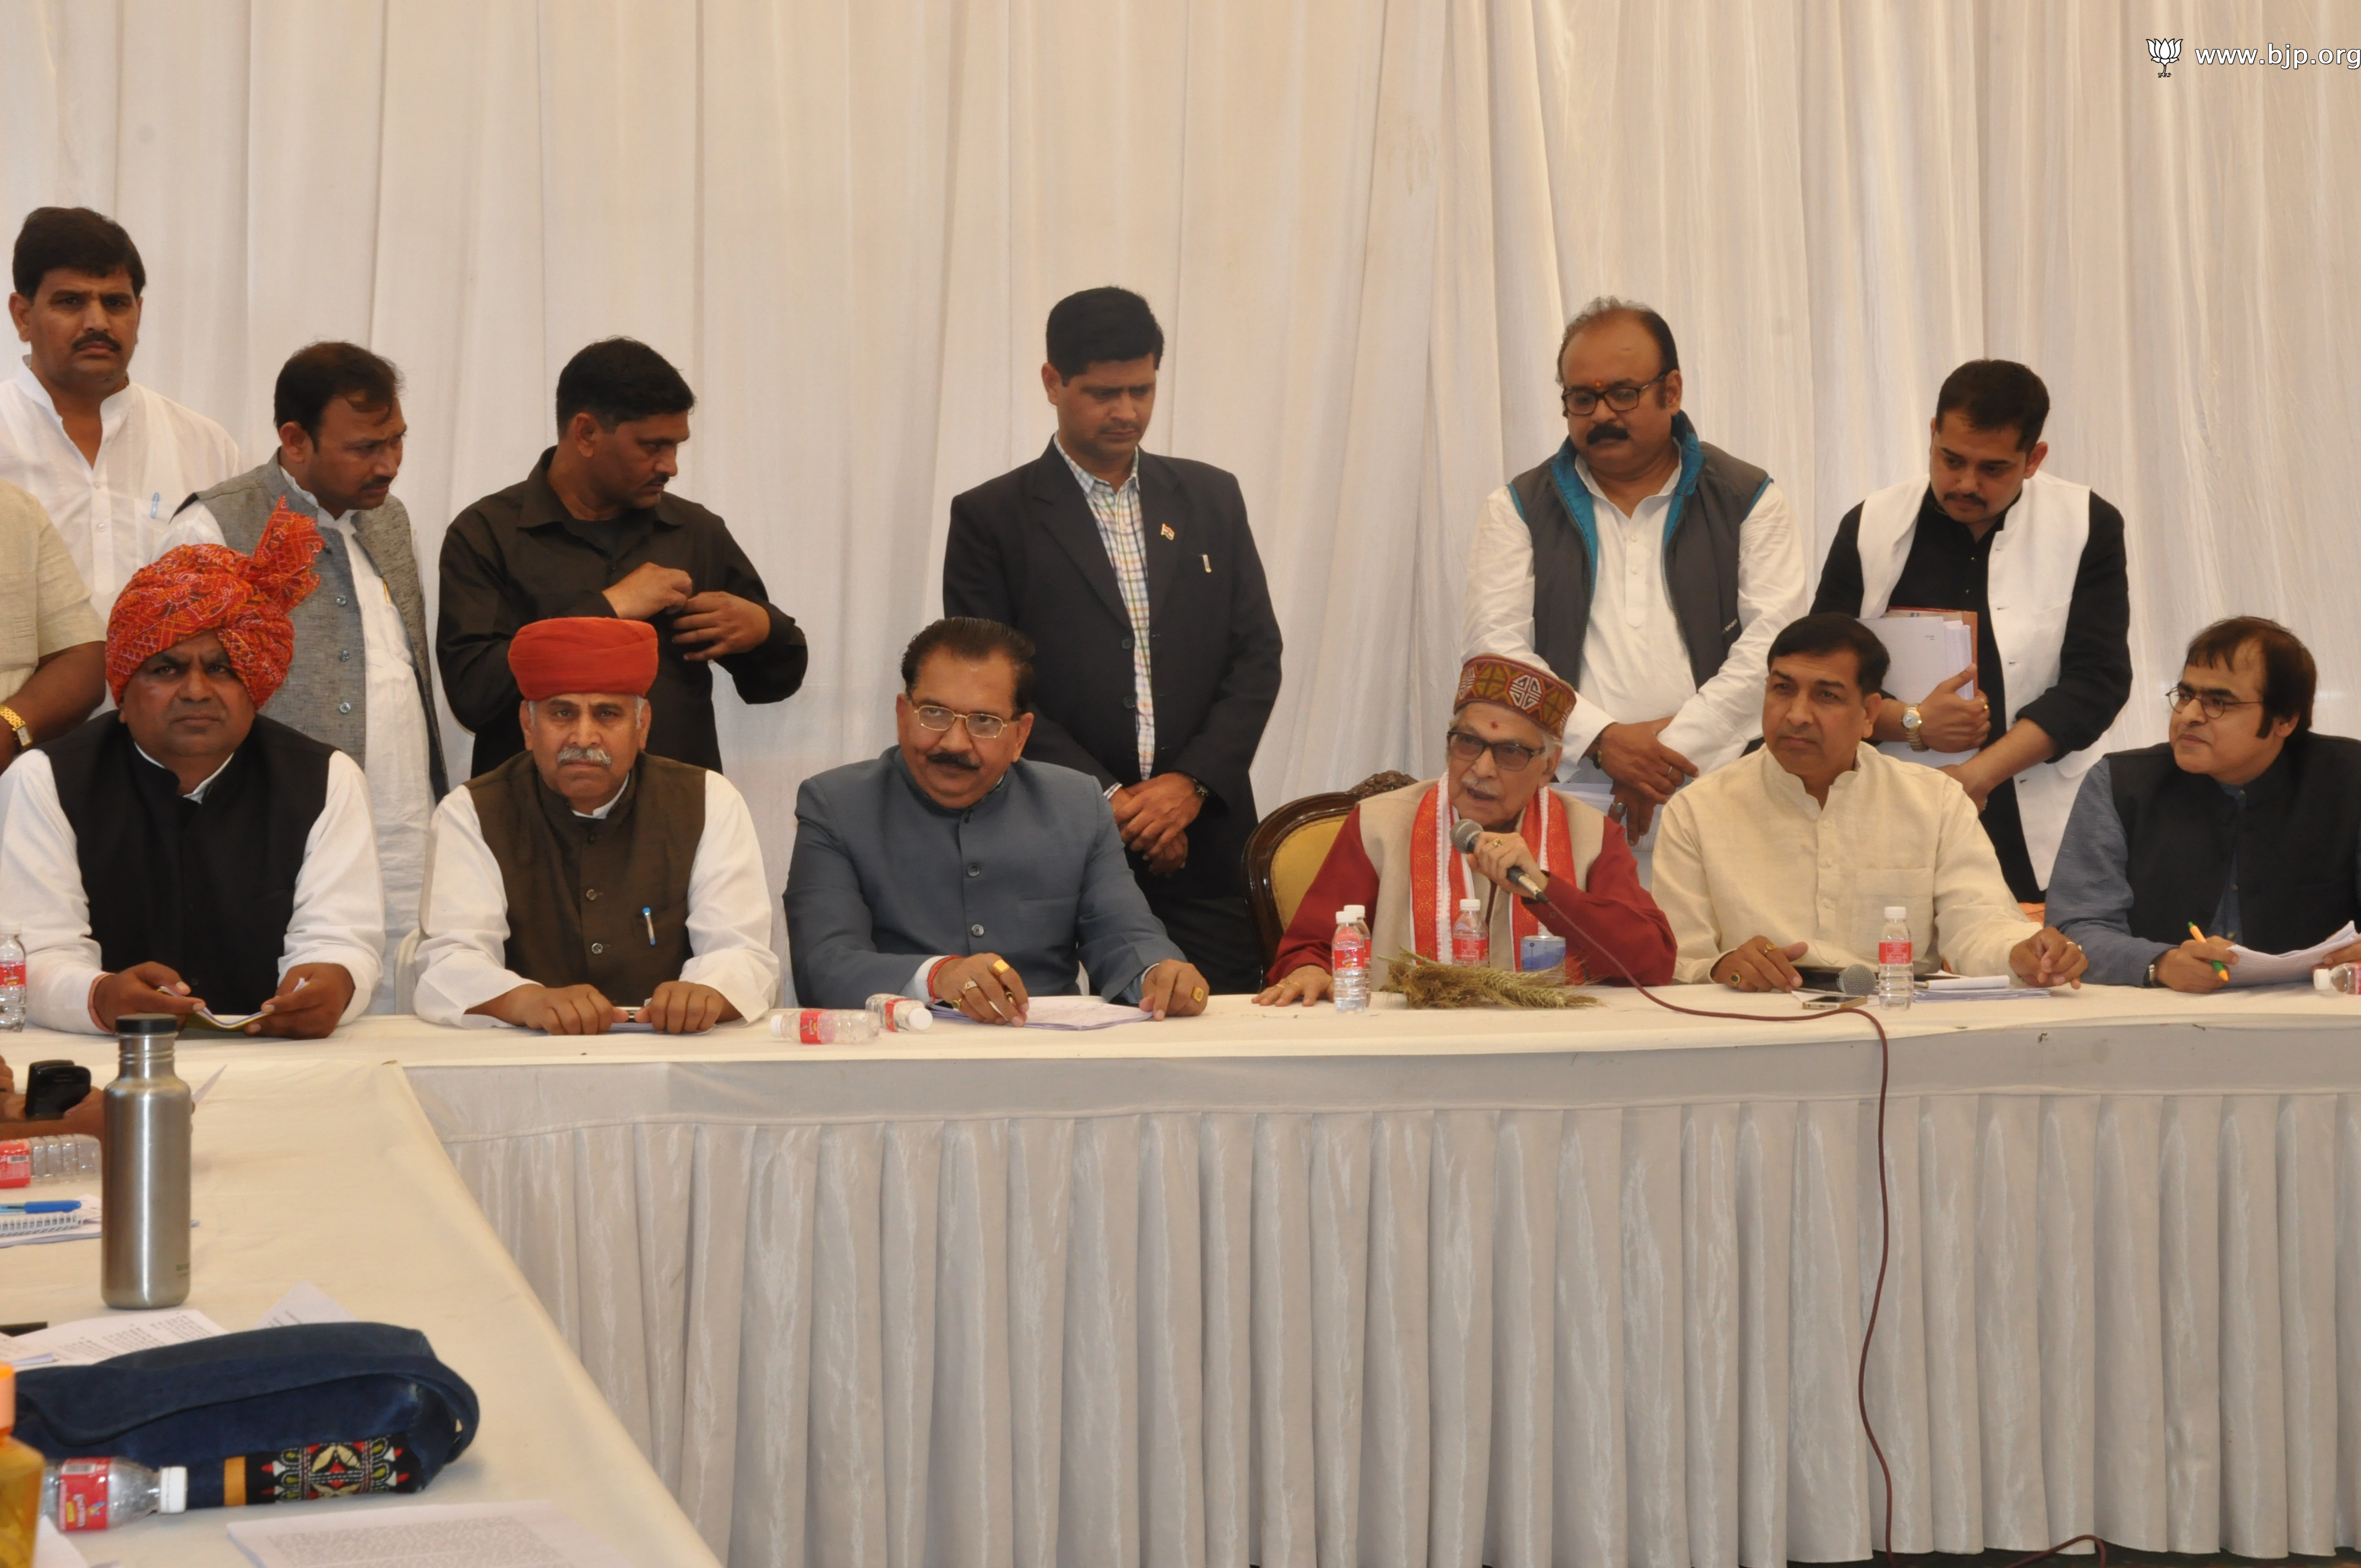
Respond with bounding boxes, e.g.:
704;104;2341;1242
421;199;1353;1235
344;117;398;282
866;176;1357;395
1560;373;1667;417
1446;728;1545;772
2164;684;2264;721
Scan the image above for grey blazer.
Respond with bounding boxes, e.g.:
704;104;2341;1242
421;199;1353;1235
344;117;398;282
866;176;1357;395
786;749;1183;1008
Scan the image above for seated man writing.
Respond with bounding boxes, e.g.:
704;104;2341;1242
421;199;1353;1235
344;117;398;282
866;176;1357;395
786;617;1208;1023
1257;654;1677;1005
414;618;779;1033
0;505;382;1035
1653;612;2088;990
2048;617;2361;990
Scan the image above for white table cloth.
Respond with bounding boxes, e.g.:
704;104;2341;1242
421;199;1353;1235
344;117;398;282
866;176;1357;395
1;1042;719;1567
375;986;2361;1568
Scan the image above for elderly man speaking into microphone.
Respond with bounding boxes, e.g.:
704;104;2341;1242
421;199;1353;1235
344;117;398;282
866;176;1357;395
1257;654;1675;1005
412;617;778;1033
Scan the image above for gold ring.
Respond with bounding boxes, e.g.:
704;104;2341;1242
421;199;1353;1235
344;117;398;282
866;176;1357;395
989;958;1011;975
1190;987;1207;1003
961;978;981;992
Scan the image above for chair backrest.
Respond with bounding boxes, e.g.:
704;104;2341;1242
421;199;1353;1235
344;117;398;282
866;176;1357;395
1242;771;1419;970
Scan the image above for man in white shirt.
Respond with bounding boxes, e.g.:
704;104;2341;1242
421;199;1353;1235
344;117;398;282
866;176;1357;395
1;208;240;618
156;343;443;1012
414;617;777;1034
1652;612;2088;992
0;505;382;1035
0;481;105;783
1461;297;1809;868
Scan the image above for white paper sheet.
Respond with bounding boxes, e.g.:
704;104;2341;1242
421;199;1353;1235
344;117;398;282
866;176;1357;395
228;1500;631;1567
2227;921;2360;987
254;1281;358;1329
1869;612;1979;769
1;1305;225;1366
34;1518;89;1568
0;1194;101;1252
927;995;1152;1031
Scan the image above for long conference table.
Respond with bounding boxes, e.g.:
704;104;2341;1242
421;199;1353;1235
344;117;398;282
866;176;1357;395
10;984;2361;1567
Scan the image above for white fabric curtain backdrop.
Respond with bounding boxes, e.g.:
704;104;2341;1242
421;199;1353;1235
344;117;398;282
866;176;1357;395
6;0;2359;967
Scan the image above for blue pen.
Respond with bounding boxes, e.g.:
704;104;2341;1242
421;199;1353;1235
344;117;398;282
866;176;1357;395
1;1200;82;1214
642;906;656;946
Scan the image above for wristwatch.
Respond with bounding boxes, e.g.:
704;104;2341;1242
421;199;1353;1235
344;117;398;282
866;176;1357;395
2144;956;2163;988
1902;705;1929;751
0;704;30;756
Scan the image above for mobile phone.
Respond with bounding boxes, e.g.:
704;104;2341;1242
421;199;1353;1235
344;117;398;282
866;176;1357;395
23;1060;94;1120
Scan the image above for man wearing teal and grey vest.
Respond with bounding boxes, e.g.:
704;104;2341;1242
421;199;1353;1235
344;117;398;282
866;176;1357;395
1460;297;1809;869
155;342;442;1010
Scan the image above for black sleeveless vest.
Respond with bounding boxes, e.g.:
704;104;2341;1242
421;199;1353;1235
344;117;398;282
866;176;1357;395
46;715;334;1015
2109;733;2361;953
1509;417;1770;690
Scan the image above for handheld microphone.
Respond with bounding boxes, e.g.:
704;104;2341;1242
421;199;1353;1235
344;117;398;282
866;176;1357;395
1450;816;1545;899
1838;962;1876;998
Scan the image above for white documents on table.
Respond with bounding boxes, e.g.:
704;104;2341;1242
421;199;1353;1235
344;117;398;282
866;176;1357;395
1868;611;1979;768
229;1500;630;1567
2227;921;2360;987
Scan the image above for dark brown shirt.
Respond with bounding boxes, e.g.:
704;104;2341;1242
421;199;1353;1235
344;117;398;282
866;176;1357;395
465;751;705;1004
437;449;808;778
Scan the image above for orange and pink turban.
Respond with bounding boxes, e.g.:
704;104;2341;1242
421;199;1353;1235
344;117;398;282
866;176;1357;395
106;500;322;707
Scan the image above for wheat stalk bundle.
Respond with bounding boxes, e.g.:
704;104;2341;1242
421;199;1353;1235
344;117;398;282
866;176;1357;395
1378;951;1600;1010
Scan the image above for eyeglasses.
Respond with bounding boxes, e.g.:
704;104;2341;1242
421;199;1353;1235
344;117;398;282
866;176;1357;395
913;704;1013;739
1446;728;1547;771
1560;373;1667;417
2164;684;2264;721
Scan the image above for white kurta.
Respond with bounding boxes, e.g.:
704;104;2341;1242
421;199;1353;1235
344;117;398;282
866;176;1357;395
160;471;434;1012
1652;742;2040;983
0;744;385;1031
1460;452;1809;777
414;766;780;1028
0;360;240;618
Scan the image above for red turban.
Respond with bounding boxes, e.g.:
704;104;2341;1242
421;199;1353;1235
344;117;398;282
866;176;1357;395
509;617;659;699
106;500;323;706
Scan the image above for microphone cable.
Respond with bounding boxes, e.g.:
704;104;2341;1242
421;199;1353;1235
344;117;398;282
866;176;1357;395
1532;895;2105;1568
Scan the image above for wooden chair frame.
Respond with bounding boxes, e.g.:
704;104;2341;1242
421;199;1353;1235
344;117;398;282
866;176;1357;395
1241;770;1418;970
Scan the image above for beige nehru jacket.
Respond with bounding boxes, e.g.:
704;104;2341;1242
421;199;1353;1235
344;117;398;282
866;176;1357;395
0;479;104;704
1353;780;1607;964
1652;743;2039;983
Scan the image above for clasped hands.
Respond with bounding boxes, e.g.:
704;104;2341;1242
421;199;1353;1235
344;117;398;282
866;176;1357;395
602;562;770;662
1112;772;1203;875
475;979;739;1035
929;951;1209;1025
1595;719;1696;840
90;961;356;1039
1710;928;2090;993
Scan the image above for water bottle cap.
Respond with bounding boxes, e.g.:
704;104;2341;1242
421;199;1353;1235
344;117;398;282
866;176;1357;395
161;1464;188;1513
1459;898;1482;912
117;1013;181;1036
1884;906;1907;921
2318;967;2339;994
1337;906;1364;922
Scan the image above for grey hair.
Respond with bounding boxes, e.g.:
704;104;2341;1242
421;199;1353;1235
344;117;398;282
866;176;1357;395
1556;295;1680;383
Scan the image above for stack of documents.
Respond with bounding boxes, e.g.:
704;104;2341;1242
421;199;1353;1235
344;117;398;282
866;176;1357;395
1868;610;1979;767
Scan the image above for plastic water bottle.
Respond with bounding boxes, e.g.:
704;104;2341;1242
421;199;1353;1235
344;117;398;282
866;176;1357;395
1876;906;1913;1011
772;1009;880;1044
2318;964;2360;996
41;1457;187;1531
864;994;934;1032
0;930;24;1032
1451;897;1488;967
1332;905;1370;1012
29;1135;101;1183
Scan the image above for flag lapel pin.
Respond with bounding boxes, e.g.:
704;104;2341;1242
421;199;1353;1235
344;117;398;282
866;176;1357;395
1160;523;1176;540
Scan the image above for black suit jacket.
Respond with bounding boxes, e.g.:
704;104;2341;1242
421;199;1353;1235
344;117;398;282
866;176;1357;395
944;440;1283;900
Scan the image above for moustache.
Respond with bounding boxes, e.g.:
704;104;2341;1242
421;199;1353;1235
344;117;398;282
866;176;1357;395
1584;423;1630;444
555;744;613;766
1943;492;1986;509
924;749;982;772
73;332;121;353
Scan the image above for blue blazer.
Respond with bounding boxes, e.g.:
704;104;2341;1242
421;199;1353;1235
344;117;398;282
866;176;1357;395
786;748;1184;1007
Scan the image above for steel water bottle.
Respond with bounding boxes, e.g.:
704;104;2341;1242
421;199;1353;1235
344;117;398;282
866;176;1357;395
101;1015;191;1308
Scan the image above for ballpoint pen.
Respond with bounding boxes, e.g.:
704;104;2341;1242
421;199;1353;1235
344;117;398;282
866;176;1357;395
0;1200;82;1214
2188;923;2230;979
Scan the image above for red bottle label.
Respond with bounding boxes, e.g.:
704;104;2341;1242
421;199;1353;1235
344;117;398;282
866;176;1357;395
1451;934;1488;966
57;1459;110;1529
0;959;24;987
796;1009;825;1044
0;1139;28;1187
1878;940;1912;966
1332;932;1368;970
